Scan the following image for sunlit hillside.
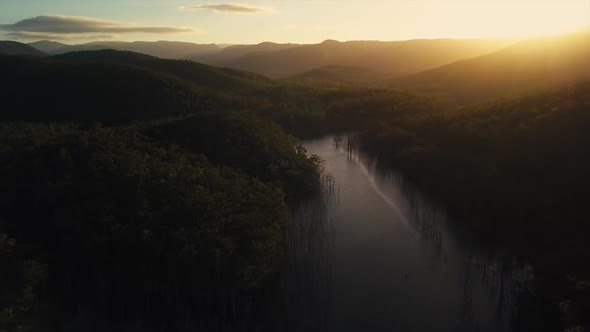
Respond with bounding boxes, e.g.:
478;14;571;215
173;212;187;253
388;32;590;104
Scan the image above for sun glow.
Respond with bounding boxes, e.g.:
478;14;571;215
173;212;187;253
249;0;590;44
339;0;590;42
431;0;590;39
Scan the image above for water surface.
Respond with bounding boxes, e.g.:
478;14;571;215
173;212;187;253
279;135;532;332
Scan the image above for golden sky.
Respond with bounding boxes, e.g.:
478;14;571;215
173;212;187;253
1;0;589;43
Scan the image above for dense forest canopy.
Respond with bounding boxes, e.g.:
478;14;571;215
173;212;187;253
0;125;290;329
0;51;323;330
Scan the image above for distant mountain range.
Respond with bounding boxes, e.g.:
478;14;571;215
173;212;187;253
2;31;588;105
212;38;514;78
27;40;301;63
14;38;513;79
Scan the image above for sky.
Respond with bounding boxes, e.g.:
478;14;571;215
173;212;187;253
0;0;589;44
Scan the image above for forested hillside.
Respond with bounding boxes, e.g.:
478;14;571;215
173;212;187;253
0;51;322;331
0;51;273;124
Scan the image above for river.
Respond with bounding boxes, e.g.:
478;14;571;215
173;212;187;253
273;135;533;332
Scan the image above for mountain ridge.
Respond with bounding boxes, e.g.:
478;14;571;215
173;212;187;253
217;38;515;78
24;38;514;79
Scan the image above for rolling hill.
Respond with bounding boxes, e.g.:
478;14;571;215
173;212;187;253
0;41;46;56
0;50;271;124
28;40;69;54
50;50;271;92
387;32;590;104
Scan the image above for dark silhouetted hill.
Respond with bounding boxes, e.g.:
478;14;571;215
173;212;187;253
0;50;271;124
29;40;221;59
0;41;46;56
51;50;271;92
28;40;68;54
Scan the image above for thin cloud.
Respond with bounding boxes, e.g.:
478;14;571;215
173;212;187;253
4;31;115;40
0;15;195;40
180;4;263;13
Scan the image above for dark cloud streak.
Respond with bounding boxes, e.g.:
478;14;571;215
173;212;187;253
181;4;263;13
4;31;115;40
0;15;194;40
